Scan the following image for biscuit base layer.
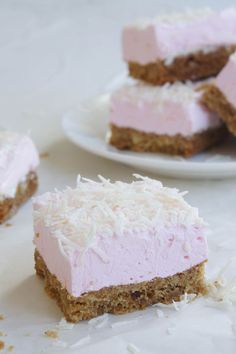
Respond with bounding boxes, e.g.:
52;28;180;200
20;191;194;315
109;124;228;157
0;171;38;223
35;249;207;323
128;46;236;85
202;84;236;135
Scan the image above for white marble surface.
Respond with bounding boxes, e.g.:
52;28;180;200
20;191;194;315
0;1;236;353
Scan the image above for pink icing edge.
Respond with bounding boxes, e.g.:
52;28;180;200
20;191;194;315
0;134;39;197
122;9;236;65
34;220;208;298
215;54;236;107
110;90;221;137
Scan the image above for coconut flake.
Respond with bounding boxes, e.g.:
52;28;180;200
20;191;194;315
175;293;197;310
156;309;165;318
33;175;205;252
56;318;74;330
167;326;176;335
52;340;68;348
88;314;109;329
70;335;91;349
111;318;139;329
127;343;140;354
206;261;236;307
154;293;196;312
128;8;213;29
232;320;236;336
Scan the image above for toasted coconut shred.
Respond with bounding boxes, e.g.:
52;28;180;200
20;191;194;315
33;174;206;256
206;261;236;307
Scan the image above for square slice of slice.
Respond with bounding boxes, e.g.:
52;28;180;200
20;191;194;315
109;81;227;157
34;175;208;322
123;8;236;85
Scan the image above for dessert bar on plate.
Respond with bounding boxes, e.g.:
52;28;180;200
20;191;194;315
0;131;39;223
122;8;236;85
202;52;236;135
34;175;208;322
109;81;227;157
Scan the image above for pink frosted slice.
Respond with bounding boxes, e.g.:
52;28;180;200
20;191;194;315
110;82;221;137
123;8;236;65
33;176;208;298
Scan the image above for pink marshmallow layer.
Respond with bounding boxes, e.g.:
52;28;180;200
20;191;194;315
110;83;221;137
123;8;236;65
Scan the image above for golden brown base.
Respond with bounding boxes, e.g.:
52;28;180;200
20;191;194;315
128;46;236;85
0;171;38;224
35;249;207;323
201;84;236;135
109;124;228;157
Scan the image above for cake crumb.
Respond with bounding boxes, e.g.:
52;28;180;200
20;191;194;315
0;341;5;351
40;151;49;158
44;330;58;339
0;315;4;320
7;345;14;352
4;223;12;227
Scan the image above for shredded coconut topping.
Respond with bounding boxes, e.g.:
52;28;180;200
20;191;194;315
111;81;202;106
127;8;214;29
33;174;205;253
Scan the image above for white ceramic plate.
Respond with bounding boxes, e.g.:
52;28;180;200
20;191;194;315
62;77;236;179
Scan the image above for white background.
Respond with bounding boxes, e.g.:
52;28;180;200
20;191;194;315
0;0;236;353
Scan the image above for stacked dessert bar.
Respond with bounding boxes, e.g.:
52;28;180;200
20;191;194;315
109;8;236;157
